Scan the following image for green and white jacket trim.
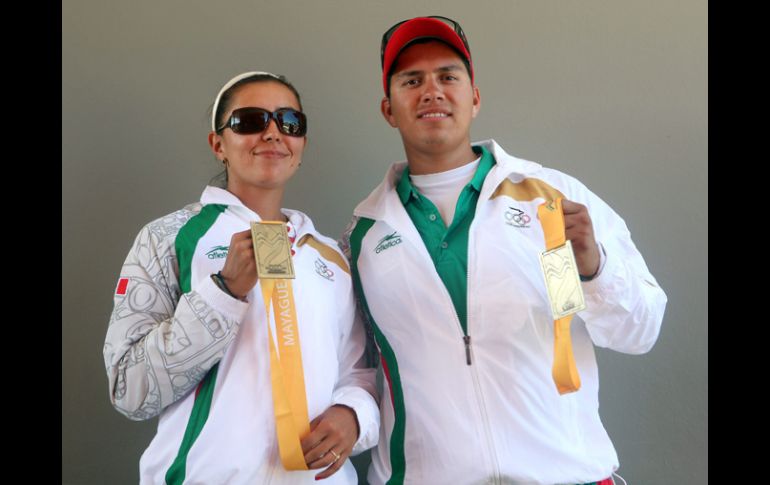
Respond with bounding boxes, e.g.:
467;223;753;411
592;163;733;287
341;139;667;485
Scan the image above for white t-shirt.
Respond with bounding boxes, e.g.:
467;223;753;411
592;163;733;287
409;157;481;227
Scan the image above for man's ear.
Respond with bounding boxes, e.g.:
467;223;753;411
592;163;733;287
471;85;481;119
381;96;398;128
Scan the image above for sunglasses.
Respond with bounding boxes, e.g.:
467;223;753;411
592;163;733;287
216;107;307;137
380;16;470;69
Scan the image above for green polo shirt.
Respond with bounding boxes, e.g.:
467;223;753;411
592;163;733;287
396;145;494;335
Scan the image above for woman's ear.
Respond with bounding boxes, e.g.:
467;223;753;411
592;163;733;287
208;131;224;160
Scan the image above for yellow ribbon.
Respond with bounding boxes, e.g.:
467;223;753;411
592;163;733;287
537;197;581;395
261;278;310;470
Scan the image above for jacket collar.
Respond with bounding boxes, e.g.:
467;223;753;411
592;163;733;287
200;186;318;241
354;139;542;221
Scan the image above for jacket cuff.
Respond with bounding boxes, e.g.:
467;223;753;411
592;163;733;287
332;387;379;455
581;242;618;296
194;274;250;321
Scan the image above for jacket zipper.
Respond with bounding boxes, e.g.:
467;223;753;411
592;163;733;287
438;287;499;482
465;220;502;483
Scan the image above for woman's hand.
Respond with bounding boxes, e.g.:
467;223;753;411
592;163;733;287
219;229;258;299
301;405;360;480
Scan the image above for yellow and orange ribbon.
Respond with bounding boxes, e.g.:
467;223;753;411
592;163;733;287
261;278;310;470
537;197;581;395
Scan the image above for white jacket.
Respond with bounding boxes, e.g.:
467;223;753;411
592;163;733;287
104;186;379;484
344;140;667;485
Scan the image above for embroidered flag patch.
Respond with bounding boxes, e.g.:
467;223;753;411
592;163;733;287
115;278;129;295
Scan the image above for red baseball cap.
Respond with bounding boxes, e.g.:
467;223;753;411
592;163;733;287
381;16;473;95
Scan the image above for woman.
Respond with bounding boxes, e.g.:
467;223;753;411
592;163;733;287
103;71;379;484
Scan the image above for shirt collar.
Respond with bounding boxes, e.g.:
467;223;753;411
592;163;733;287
396;145;495;205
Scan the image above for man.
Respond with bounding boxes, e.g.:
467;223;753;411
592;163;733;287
341;16;667;485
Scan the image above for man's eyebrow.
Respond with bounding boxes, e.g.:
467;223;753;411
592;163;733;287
394;64;464;79
394;69;424;79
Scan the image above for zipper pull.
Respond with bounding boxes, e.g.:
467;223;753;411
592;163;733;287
463;335;472;365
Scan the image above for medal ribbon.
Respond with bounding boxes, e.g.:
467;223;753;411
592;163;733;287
537;197;581;394
261;277;310;469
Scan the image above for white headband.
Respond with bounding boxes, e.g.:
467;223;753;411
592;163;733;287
211;71;282;131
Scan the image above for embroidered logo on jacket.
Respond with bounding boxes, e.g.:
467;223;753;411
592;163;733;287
206;245;229;259
504;207;532;228
315;258;335;281
375;232;403;253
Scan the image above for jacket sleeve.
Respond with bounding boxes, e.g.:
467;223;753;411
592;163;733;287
329;244;380;455
564;174;668;355
338;215;359;263
103;221;249;421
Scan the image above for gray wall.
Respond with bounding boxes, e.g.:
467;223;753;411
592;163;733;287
63;1;707;483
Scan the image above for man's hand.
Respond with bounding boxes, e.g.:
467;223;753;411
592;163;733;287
562;199;600;278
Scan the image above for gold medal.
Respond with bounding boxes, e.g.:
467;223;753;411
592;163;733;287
251;221;295;279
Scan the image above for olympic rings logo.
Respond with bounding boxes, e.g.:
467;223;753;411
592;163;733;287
505;207;531;227
315;259;335;280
